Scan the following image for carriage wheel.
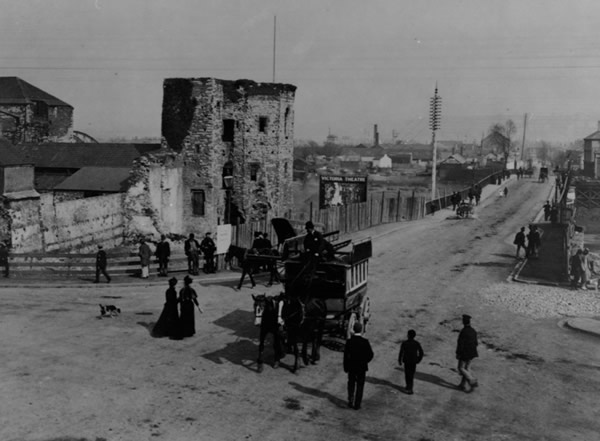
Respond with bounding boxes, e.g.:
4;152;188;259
346;312;357;340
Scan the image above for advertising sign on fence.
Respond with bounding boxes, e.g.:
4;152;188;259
319;175;368;208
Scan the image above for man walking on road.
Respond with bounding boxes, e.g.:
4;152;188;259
344;322;374;410
398;329;424;394
0;240;9;278
513;227;527;258
95;245;111;283
456;314;478;392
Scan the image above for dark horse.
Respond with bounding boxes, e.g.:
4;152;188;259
281;294;327;373
252;293;284;373
227;245;280;290
226;245;260;290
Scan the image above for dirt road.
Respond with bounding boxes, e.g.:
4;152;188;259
1;178;599;441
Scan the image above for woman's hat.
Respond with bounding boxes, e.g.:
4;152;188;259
169;277;177;285
184;275;193;284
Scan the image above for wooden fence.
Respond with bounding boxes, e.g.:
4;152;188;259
230;171;506;249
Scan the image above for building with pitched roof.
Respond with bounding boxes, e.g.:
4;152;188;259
0;77;73;143
583;122;600;178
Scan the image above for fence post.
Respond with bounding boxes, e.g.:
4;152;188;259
396;191;401;221
380;192;385;224
369;196;373;227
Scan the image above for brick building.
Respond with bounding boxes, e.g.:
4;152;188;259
0;77;73;144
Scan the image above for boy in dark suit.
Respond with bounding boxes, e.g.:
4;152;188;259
343;322;374;410
398;329;424;394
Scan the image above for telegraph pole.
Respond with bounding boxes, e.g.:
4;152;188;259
272;16;277;83
520;113;528;162
429;84;442;201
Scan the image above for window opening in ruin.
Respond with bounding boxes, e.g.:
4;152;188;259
259;116;268;133
195;144;200;154
33;100;48;119
222;119;235;142
284;107;290;137
250;163;259;181
192;190;206;216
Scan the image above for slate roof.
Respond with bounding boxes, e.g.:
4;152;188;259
53;167;131;192
14;143;161;169
584;130;600;141
0;77;72;107
35;174;71;191
0;138;30;166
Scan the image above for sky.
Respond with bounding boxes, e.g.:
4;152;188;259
2;0;600;145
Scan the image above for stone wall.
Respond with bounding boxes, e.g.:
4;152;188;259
0;103;73;144
40;193;125;252
48;106;73;141
124;150;186;240
5;196;43;252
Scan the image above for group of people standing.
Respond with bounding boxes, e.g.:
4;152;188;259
94;233;217;283
151;275;202;339
513;225;542;259
570;248;594;290
184;232;217;276
343;314;479;410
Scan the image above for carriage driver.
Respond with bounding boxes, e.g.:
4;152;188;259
304;221;324;258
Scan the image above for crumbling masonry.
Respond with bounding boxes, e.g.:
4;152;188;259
125;78;296;238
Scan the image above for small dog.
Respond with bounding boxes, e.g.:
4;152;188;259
99;304;121;317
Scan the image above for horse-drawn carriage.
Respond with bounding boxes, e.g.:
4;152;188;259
251;218;372;372
270;218;372;338
456;201;474;218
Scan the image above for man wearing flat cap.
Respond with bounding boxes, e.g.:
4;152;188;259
456;314;479;391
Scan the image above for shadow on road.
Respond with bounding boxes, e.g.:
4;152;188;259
288;381;347;408
201;339;258;372
212;309;255;339
366;376;405;393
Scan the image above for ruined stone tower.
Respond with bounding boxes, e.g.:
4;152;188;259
161;78;296;230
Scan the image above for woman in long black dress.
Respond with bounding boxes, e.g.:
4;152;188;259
151;277;181;339
179;275;200;338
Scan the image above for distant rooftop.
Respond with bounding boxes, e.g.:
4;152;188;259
14;143;161;169
0;77;72;107
53;167;131;192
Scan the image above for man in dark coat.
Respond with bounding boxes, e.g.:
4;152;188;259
0;241;9;278
184;233;201;275
543;201;551;221
304;221;325;261
155;234;171;276
200;232;217;274
95;245;111;283
513;227;526;259
456;314;478;391
398;329;424;394
526;225;541;258
344;322;374;410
